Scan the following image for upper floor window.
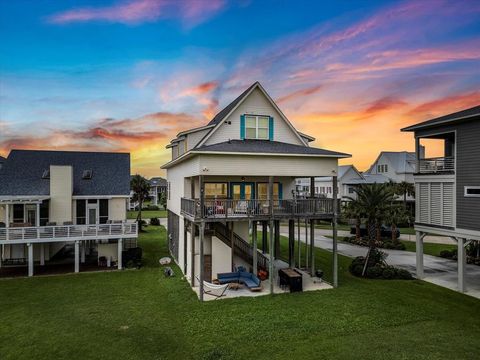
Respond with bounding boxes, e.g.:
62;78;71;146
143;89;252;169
245;115;270;140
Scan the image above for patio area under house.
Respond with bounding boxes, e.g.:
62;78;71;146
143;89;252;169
163;82;350;301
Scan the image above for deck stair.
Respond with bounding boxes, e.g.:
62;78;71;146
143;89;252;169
211;222;269;271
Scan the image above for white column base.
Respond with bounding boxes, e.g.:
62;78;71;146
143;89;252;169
458;238;466;293
28;243;34;277
74;241;80;273
117;239;123;270
415;231;424;279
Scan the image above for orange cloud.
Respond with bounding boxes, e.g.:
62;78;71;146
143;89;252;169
181;81;219;97
276;85;324;104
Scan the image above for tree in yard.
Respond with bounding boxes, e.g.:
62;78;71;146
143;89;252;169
383;202;409;244
130;174;150;232
342;200;363;241
352;183;395;275
159;191;167;210
395;181;415;209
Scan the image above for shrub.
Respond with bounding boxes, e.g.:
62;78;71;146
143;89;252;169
150;217;160;226
146;204;160;211
440;249;456;259
382;267;395;279
396;268;414;280
366;264;383;278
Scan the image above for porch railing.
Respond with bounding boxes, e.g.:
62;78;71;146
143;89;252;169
181;197;335;219
0;222;138;243
418;157;454;174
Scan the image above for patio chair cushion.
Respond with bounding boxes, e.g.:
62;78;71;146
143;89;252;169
217;271;261;289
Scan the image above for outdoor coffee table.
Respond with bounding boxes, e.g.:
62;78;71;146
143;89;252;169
228;282;242;290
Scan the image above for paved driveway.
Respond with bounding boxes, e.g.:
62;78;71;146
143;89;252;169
281;226;480;299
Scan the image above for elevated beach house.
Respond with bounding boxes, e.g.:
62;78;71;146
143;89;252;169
0;150;138;276
402;105;480;293
162;82;350;300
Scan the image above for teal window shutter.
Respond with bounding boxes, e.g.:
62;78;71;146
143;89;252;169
240;115;245;140
278;183;283;200
269;116;274;140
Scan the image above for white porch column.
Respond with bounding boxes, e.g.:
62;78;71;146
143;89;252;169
415;231;424;279
117;239;123;270
36;203;40;227
81;242;86;263
27;243;33;277
40;243;45;266
458;238;466;293
74;241;80;273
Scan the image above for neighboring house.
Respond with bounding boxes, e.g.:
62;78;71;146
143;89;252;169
402;105;480;293
148;177;167;207
162;81;350;300
296;165;365;200
0;150;138;276
365;151;416;183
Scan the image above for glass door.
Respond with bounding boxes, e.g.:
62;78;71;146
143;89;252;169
87;204;98;225
231;183;254;200
25;205;37;226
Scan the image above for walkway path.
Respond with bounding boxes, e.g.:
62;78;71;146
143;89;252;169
280;226;480;299
316;229;456;244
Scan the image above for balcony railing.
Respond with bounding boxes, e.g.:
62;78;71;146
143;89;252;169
418;157;454;174
181;198;335;220
0;222;138;244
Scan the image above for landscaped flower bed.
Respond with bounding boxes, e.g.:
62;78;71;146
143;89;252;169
344;236;406;250
349;249;413;280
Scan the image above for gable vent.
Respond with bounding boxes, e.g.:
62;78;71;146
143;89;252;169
82;169;93;179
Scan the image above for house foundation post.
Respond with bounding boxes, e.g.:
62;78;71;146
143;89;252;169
274;220;280;259
252;221;258;275
458;238;466;293
416;231;424;279
297;218;301;267
81;242;86;264
199;175;205;301
288;219;295;267
74;241;80;273
40;243;45;266
117;239;123;270
27;243;33;277
190;223;196;287
310;219;315;276
332;175;338;287
262;221;267;253
230;222;234;271
268;176;275;294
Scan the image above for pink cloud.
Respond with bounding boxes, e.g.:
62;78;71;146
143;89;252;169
47;0;226;27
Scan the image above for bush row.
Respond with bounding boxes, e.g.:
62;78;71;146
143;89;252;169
344;236;406;250
349;253;413;280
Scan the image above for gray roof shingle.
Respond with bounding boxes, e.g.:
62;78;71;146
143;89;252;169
0;150;130;196
193;139;350;157
149;177;167;186
402;105;480;131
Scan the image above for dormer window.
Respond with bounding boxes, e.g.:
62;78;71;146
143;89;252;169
82;169;93;179
42;169;50;179
245;115;270;140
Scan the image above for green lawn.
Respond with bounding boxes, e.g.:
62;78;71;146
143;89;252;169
0;227;479;359
400;240;457;257
127;209;167;219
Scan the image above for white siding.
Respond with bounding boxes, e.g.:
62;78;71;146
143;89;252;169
205;88;304;146
198;154;337;177
166;157;201;214
186;129;210;150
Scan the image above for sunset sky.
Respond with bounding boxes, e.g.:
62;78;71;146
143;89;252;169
1;0;479;177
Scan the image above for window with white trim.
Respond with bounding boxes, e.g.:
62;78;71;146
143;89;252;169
465;186;480;197
245;115;269;140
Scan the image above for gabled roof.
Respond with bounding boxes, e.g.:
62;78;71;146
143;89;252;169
149;177;167;186
196;81;307;148
0;156;5;162
193;139;350;157
207;82;258;126
401;105;480;132
0;150;130;196
367;151;415;174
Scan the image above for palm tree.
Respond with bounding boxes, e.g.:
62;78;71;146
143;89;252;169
395;181;415;209
352;184;395;276
342;200;363;241
130;174;150;232
353;183;395;246
383;203;409;244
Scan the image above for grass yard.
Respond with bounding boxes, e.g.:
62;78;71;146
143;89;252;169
0;227;479;360
127;209;167;219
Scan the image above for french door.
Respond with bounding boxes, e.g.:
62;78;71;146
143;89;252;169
231;183;254;200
